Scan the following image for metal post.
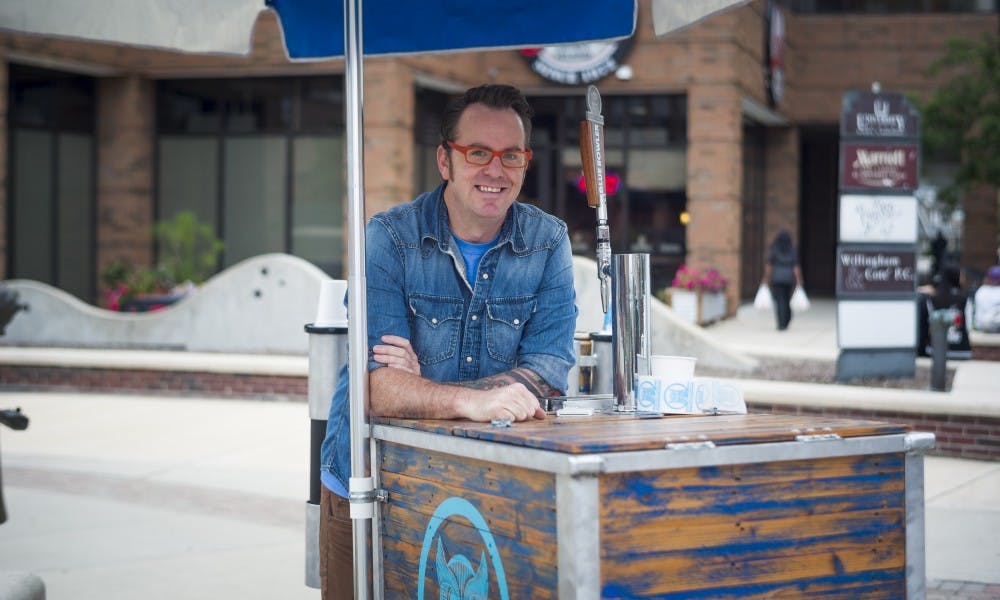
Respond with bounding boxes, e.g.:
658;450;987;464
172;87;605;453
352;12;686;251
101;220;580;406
344;0;372;598
929;308;955;392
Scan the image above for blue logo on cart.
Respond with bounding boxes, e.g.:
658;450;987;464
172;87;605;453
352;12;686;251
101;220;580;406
417;497;509;600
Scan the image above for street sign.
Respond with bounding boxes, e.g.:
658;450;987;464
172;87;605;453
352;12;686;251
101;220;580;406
836;88;920;381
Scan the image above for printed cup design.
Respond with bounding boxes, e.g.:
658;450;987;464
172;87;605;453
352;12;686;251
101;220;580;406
636;379;660;411
692;377;747;414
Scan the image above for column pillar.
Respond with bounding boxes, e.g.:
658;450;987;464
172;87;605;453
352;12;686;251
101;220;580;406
96;76;155;285
686;83;743;313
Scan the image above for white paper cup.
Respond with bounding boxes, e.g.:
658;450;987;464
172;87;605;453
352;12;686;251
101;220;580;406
314;279;348;327
648;355;697;382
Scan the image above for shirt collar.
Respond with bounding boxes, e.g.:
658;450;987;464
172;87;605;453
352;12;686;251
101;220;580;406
420;182;526;253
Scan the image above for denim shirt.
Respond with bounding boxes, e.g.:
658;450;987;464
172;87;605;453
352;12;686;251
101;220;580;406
321;183;578;493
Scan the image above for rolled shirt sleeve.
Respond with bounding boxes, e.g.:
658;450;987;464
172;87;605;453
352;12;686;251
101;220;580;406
513;230;578;393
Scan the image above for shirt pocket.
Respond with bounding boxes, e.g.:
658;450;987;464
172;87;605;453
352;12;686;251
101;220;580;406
408;293;463;365
485;295;537;365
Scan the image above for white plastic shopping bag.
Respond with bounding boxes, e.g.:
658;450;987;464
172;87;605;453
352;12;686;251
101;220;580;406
791;285;810;312
753;283;772;310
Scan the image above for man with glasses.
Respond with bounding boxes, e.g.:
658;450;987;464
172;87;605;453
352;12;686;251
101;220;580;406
319;84;577;598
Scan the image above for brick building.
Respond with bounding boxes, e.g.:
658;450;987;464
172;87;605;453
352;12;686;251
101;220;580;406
1;0;997;314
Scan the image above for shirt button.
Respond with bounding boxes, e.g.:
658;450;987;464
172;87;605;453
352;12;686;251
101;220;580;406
471;315;478;321
466;356;473;363
482;273;489;280
431;318;438;324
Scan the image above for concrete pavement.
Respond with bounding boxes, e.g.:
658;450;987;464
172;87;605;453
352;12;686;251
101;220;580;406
0;392;316;600
0;390;998;597
0;298;998;597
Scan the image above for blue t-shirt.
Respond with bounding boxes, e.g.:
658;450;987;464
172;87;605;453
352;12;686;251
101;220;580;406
453;233;499;283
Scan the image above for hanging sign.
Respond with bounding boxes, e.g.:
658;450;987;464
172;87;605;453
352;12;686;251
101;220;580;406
520;39;633;85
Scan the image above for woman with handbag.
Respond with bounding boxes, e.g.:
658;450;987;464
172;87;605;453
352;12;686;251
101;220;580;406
763;230;802;331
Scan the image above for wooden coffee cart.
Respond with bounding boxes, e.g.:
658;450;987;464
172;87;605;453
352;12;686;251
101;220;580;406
369;412;933;599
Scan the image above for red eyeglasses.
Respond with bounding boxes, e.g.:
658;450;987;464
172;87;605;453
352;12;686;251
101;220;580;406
444;141;532;168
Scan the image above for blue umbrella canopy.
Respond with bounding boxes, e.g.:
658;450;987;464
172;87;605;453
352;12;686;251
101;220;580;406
272;0;636;58
0;0;636;57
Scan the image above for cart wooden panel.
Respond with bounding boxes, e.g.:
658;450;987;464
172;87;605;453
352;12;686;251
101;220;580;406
375;413;915;598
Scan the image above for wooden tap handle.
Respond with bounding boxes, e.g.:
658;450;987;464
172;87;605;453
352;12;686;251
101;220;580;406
579;121;599;208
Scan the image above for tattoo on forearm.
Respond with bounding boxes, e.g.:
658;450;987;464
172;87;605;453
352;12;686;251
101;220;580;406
458;368;558;396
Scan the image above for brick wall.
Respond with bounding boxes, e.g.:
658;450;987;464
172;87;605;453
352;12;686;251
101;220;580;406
687;83;745;312
0;365;307;402
96;77;155;285
963;183;1000;276
784;13;998;124
362;60;415;220
752;402;1000;461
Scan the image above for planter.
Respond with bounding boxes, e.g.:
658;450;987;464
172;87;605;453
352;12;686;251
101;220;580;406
669;289;700;324
700;290;726;324
668;289;726;326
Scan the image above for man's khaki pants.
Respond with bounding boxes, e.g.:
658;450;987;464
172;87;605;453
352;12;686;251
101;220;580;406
320;486;355;600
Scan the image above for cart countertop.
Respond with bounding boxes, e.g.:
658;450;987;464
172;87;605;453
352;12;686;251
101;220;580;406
374;412;910;454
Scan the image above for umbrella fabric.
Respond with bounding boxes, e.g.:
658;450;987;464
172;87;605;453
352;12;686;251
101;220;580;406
651;0;751;36
0;0;636;59
0;0;262;54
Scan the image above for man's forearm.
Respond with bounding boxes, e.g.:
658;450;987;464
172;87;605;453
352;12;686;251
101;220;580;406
369;366;465;419
456;367;558;397
369;366;555;421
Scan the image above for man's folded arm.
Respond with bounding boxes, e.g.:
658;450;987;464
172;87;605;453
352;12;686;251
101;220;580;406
369;366;551;422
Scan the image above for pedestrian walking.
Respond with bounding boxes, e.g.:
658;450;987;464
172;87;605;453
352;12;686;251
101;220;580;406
763;230;802;331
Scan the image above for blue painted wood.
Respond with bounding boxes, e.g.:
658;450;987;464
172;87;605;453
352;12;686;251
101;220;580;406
598;453;907;598
379;441;558;599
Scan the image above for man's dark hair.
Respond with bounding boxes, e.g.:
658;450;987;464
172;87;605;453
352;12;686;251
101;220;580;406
439;84;534;148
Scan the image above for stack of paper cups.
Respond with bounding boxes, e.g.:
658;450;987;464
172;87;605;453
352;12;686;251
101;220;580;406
635;355;697;413
314;279;348;327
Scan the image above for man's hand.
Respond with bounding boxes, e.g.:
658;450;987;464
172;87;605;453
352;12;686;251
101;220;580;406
372;335;421;376
457;382;546;422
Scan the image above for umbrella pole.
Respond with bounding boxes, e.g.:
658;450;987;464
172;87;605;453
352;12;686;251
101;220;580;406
344;0;373;599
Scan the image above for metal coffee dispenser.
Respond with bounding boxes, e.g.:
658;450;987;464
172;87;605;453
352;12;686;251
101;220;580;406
579;85;651;411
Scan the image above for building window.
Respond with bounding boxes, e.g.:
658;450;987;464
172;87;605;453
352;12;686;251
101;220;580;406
156;76;345;277
524;94;688;291
7;64;95;302
414;88;448;193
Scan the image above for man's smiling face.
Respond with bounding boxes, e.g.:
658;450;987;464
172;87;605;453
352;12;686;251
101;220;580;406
437;103;529;242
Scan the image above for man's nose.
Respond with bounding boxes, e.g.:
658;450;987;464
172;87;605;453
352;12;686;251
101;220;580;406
482;155;505;176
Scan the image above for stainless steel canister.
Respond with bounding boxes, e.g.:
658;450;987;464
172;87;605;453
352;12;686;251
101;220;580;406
611;253;651;411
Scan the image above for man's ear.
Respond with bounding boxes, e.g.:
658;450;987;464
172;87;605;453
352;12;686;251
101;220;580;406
436;144;451;181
